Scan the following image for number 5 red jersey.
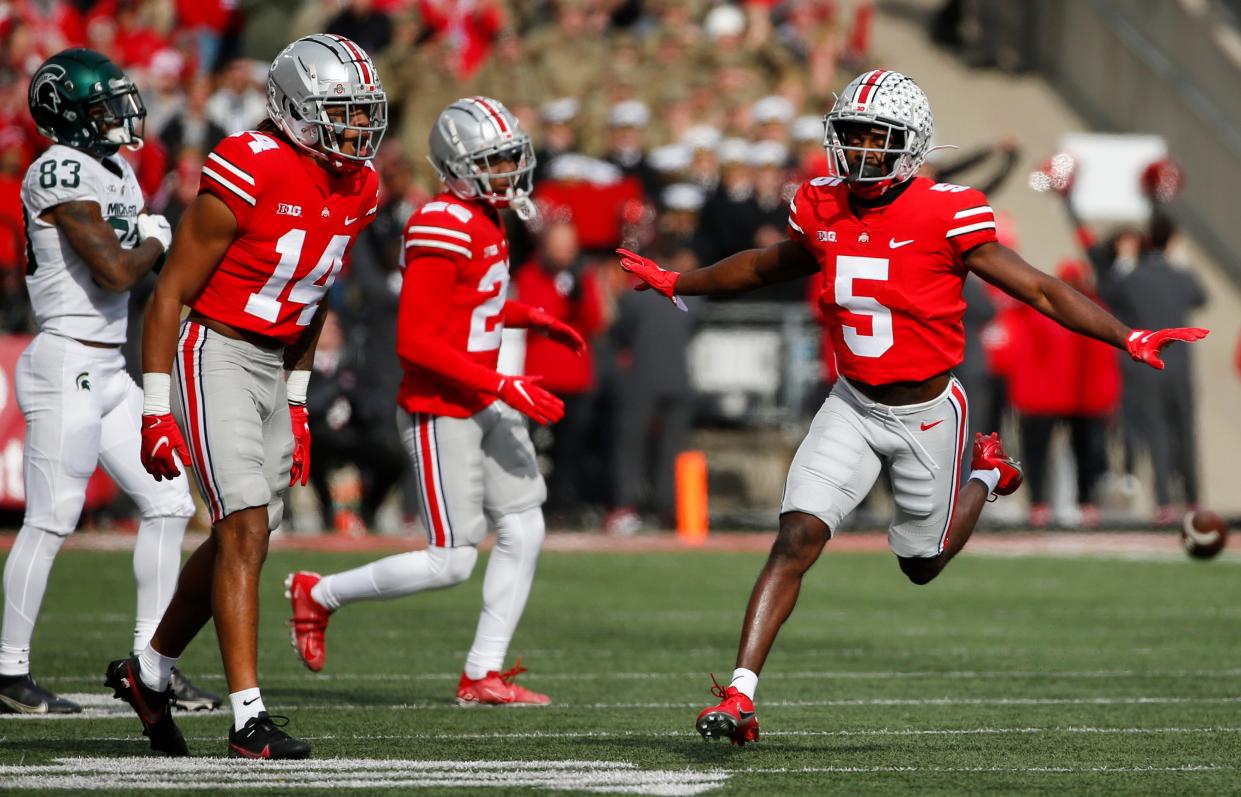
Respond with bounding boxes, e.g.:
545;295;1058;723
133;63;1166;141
192;130;380;344
788;175;998;385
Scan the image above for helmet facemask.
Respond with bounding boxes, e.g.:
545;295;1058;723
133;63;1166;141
824;116;915;187
443;136;537;219
87;78;146;153
276;89;387;169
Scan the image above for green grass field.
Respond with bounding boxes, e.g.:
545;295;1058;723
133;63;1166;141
1;544;1239;795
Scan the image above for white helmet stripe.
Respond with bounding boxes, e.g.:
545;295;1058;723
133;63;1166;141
469;96;512;140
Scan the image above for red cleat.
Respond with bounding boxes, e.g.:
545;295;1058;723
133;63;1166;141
695;674;759;746
285;571;330;672
972;432;1024;496
456;659;551;706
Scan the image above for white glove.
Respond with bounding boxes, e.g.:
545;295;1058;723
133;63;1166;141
136;213;172;251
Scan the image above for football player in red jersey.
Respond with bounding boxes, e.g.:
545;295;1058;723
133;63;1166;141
285;97;579;706
617;69;1210;745
103;34;386;759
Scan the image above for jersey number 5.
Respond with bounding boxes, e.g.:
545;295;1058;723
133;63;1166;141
834;255;893;358
246;229;349;326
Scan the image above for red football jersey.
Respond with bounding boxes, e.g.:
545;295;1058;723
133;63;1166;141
788;175;998;384
397;192;511;417
193;130;380;345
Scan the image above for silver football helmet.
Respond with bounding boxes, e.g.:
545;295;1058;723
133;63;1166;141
824;69;933;185
267;34;387;167
428;97;537;219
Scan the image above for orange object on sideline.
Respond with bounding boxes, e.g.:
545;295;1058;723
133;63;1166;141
676;450;709;544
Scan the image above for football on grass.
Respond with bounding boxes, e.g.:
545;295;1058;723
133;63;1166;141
1181;510;1229;559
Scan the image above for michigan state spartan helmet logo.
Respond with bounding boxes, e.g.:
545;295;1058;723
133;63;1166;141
28;48;146;158
75;372;91;391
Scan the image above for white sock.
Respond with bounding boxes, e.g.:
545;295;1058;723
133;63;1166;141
313;546;477;611
730;667;758;700
0;525;68;676
464;508;545;680
137;644;178;692
230;687;265;730
132;515;188;654
970;468;1000;496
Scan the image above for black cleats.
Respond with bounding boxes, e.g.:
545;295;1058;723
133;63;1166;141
0;673;82;714
169;667;222;711
228;712;311;759
104;656;188;756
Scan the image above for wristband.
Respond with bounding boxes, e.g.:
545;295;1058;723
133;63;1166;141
286;370;311;406
970;468;1000;496
142;372;171;415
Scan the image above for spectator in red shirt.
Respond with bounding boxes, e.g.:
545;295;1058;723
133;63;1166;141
1008;260;1121;527
514;213;607;517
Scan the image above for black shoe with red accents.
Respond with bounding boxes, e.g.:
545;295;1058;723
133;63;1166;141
228;712;311;759
103;656;188;756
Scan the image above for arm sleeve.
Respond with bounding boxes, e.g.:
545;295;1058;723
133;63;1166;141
786;182;810;243
501;300;535;327
945;187;999;260
396;253;504;395
198;133;265;232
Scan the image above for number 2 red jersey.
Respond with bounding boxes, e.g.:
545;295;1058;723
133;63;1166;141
192;130;380;345
788;175;998;385
397;192;511;418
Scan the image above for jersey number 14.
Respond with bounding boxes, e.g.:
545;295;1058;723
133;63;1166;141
245;229;349;327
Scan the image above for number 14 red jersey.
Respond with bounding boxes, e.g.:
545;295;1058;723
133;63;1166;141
193;130;380;345
788;175;998;385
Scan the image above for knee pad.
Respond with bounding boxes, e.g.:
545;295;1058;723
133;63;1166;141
427;545;478;587
495;507;546;551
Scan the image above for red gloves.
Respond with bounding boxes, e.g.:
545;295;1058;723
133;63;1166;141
1126;327;1210;370
140;414;190;481
289;404;311;486
616;248;682;304
498;375;564;425
526;307;586;355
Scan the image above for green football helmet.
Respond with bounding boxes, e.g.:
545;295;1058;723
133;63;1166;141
28;48;146;158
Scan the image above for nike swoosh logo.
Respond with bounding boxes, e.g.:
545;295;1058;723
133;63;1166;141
738;710;756;721
889;238;914;249
920;420;944;431
514;382;532;403
242;696;260;706
1182;515;1221;546
152;437;169;455
344;216;358;225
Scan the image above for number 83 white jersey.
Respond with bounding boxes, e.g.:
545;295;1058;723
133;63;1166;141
21;143;143;344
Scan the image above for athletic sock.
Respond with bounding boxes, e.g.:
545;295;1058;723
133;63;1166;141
730;668;758;700
230;687;265;730
137;644;178;692
132;514;188;654
313;547;477;611
0;525;68;676
464;508;545;680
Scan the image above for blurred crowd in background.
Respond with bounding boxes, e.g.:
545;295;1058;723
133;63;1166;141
0;0;1216;533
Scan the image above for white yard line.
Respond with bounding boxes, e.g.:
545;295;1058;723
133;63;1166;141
0;757;730;795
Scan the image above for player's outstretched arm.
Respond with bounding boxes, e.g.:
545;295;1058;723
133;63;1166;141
46;200;170;292
966;242;1209;368
617;239;818;299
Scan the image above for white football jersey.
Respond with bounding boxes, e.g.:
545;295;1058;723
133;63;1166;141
21;144;144;344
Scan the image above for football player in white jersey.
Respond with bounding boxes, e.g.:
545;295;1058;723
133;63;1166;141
0;49;219;714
